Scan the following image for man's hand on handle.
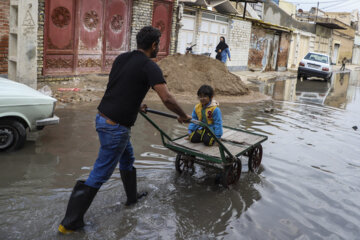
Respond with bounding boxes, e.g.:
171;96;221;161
178;114;192;124
153;83;191;124
139;104;148;113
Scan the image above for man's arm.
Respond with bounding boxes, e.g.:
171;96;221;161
153;83;191;123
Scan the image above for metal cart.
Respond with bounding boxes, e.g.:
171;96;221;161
141;109;268;187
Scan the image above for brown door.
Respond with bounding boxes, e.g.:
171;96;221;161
103;0;132;72
152;0;173;59
44;0;76;75
44;0;131;75
76;0;104;74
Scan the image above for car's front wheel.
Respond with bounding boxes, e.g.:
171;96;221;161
0;119;26;152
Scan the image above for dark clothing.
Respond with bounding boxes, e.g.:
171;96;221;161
216;41;229;52
98;50;166;127
215;40;229;62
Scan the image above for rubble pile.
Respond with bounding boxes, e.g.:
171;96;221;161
158;54;249;96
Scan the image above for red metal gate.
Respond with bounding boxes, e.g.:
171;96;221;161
44;0;131;75
152;0;173;59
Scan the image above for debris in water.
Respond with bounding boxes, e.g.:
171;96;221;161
264;108;274;113
352;126;358;131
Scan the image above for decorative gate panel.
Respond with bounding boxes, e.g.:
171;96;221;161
44;0;131;75
103;0;131;71
152;0;173;59
76;0;104;73
44;0;76;75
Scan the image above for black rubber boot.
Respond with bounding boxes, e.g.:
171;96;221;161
120;167;148;206
58;180;99;234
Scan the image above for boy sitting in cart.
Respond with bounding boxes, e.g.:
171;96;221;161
187;85;223;146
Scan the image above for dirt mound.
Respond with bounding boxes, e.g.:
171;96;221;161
158;54;249;96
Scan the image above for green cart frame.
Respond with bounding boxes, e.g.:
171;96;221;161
140;109;268;187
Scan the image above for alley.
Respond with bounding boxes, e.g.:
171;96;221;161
1;71;359;240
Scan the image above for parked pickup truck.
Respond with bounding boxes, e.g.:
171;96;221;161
0;77;59;152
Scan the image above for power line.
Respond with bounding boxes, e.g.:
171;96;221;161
322;0;358;9
279;0;345;4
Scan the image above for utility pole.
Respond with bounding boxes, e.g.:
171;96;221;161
315;1;319;22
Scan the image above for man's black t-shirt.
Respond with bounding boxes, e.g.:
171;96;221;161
98;50;166;127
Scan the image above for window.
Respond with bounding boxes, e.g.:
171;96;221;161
202;13;216;20
304;53;328;64
216;16;228;23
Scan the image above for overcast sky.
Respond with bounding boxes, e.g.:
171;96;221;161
281;0;360;13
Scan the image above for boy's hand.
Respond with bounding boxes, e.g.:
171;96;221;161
178;114;192;124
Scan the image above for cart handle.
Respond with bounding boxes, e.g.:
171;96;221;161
146;108;177;119
146;108;204;126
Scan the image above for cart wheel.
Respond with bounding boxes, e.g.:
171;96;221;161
248;145;263;173
175;154;195;174
222;159;242;188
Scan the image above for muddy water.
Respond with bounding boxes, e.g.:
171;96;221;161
0;72;359;240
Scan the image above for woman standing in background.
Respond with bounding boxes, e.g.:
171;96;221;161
215;36;231;63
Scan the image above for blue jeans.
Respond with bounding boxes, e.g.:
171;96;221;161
85;114;135;189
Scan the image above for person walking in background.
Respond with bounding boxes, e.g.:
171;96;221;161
215;36;231;63
340;57;347;71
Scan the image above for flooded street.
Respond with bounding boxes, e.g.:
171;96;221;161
1;71;360;240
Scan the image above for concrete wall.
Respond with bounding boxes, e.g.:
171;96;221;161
287;30;315;69
332;33;354;64
279;1;296;17
354;35;360;65
227;18;252;71
277;32;290;71
353;45;360;65
263;1;316;34
8;0;38;88
248;25;277;71
314;25;331;55
0;0;10;75
326;12;352;26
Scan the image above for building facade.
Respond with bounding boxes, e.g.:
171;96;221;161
7;0;178;87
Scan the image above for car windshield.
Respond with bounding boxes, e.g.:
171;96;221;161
304;53;328;64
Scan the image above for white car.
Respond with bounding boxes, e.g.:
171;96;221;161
298;52;333;81
0;77;59;152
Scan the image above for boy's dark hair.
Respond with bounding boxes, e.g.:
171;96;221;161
136;26;161;50
197;85;214;98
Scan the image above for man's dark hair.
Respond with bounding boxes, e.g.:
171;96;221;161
136;26;161;50
197;85;214;98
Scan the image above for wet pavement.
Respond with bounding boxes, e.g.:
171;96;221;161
0;71;360;239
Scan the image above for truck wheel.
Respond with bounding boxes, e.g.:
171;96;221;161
0;119;26;152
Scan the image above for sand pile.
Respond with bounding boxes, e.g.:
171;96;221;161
158;54;249;96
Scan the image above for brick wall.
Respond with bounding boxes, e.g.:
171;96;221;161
130;0;154;51
169;0;178;54
0;0;10;74
227;18;252;71
130;0;177;56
